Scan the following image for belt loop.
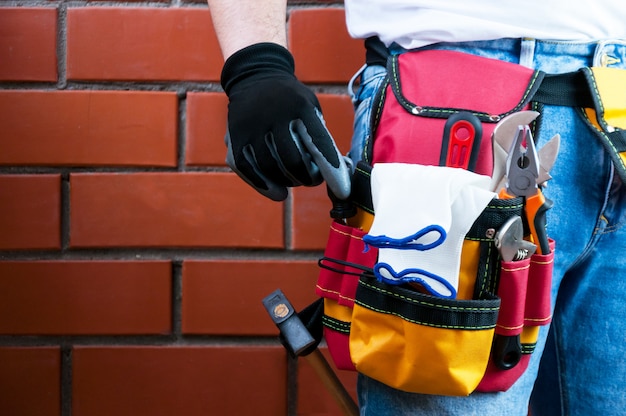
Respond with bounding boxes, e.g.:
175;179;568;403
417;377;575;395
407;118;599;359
519;38;536;69
592;40;626;67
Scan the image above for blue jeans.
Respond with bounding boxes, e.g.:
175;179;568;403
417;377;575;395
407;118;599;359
348;38;626;416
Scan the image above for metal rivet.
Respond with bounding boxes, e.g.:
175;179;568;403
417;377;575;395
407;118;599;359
485;228;496;239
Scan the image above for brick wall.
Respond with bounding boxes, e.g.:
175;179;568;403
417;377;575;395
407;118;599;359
0;1;364;415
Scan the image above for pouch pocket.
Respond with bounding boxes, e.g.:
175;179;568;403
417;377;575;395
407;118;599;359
350;274;500;396
476;240;555;392
317;220;377;370
525;240;555;328
477;258;531;392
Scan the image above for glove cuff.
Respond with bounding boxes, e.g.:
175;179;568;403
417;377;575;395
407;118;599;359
221;42;296;95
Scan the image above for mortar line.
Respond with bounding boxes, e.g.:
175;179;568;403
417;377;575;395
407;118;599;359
61;173;71;251
284;193;293;250
171;260;183;337
61;345;72;416
56;2;68;90
177;92;187;172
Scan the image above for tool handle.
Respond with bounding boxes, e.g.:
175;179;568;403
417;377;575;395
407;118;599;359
525;193;553;255
440;112;482;171
305;350;359;416
492;334;522;370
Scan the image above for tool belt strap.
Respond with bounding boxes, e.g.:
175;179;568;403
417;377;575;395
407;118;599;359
363;36;626;182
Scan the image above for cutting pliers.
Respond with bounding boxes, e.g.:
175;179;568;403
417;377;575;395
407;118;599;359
499;125;552;255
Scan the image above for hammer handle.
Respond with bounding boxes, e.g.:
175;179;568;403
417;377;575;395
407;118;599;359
304;349;359;416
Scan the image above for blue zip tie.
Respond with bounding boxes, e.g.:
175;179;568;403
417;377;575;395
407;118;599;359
363;224;446;251
373;262;457;299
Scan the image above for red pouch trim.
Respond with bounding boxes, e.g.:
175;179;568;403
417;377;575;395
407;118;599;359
316;221;353;301
476;354;531;393
323;326;355;371
495;259;530;337
524;239;556;326
338;227;377;307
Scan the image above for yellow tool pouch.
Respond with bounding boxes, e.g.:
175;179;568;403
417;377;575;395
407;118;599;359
350;268;500;396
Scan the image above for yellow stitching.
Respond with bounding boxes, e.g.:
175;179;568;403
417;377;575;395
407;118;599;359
484;203;525;210
355;300;496;330
585;68;605;118
501;264;531;273
330;223;366;241
525;316;552;323
360;280;499;312
316;285;341;296
530;258;554;266
496;323;524;330
579;108;626;172
339;294;356;302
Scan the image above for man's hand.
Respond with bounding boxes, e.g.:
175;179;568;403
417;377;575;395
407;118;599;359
221;42;351;201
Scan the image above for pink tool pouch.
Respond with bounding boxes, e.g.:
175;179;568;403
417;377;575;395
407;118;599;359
367;49;544;172
315;48;556;393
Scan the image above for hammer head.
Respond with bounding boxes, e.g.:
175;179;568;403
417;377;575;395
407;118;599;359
262;289;316;356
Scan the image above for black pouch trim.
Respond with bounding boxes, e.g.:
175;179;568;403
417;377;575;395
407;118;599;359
351;162;374;214
366;74;390;163
521;342;537;355
322;314;351;335
355;274;500;330
466;197;525;241
386;54;546;122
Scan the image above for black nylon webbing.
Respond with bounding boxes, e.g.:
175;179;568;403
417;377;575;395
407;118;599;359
355;275;500;330
608;130;626;152
533;71;594;108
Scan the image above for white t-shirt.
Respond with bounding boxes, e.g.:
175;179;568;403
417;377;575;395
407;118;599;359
345;0;626;49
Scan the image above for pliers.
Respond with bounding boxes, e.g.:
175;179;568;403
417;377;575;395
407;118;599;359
499;126;552;255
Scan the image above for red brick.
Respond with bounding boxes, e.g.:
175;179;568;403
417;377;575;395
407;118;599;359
291;185;334;250
0;90;177;167
182;260;319;335
184;93;353;167
318;93;354;153
289;8;363;83
0;347;61;416
67;7;222;81
0;8;57;82
69;172;284;248
0;174;61;250
0;261;171;335
297;348;358;416
72;346;287;416
185;92;228;166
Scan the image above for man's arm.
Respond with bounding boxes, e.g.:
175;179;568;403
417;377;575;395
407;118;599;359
207;0;288;59
206;0;351;201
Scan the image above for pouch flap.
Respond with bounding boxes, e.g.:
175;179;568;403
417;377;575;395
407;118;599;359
388;49;544;121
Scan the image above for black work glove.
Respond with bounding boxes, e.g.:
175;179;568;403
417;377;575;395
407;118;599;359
221;42;351;201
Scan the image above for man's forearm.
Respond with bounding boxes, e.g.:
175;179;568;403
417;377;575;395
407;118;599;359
207;0;288;60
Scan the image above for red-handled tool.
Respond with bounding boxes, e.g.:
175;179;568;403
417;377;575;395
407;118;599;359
440;112;483;171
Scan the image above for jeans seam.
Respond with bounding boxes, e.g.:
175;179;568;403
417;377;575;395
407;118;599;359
553;320;567;416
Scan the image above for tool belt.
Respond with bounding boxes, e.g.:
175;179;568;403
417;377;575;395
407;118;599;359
313;43;626;396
